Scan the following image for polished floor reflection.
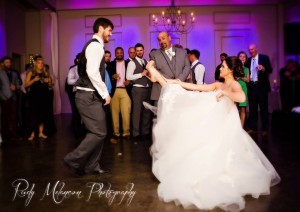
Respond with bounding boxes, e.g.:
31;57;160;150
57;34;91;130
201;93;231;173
0;114;299;211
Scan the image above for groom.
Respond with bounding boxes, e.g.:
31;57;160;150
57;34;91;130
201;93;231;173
149;32;190;105
64;17;113;176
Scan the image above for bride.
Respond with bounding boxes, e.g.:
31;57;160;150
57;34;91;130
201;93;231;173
145;56;280;212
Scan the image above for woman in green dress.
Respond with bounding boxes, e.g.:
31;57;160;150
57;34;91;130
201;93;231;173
237;51;250;128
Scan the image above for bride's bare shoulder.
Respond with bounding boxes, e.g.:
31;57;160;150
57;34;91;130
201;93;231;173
230;81;243;90
214;82;223;90
231;80;242;87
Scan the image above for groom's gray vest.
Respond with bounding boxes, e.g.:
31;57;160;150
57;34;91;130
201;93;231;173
75;39;106;91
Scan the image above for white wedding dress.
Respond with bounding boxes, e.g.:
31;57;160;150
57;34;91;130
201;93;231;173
145;84;280;212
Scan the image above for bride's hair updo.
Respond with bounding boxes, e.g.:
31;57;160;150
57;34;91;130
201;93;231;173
225;56;244;79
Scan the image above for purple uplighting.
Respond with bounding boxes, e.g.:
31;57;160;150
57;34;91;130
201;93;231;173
57;0;283;10
0;21;6;58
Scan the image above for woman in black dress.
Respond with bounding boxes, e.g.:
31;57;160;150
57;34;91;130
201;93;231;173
25;58;52;141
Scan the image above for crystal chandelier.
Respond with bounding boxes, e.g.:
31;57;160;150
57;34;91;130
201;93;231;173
152;0;195;34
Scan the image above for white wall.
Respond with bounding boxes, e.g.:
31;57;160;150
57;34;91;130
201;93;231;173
57;5;281;113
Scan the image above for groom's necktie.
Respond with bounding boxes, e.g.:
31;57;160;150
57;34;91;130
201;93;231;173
251;58;257;82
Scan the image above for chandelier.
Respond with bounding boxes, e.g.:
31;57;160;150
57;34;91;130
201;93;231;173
152;0;195;34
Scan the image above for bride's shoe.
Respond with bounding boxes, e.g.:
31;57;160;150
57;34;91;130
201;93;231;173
146;61;167;84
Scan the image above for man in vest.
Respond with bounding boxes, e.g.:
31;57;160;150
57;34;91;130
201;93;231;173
64;17;113;176
126;43;152;141
188;49;205;85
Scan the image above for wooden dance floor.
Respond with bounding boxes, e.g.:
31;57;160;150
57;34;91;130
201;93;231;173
0;114;299;211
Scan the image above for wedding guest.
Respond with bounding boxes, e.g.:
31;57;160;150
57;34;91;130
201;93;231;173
25;58;52;141
65;53;85;138
149;31;190;106
105;50;112;63
215;53;227;82
188;49;205;85
107;47;132;142
0;56;21;140
34;56;56;135
127;47;136;61
126;43;152;141
245;44;272;137
237;51;250;127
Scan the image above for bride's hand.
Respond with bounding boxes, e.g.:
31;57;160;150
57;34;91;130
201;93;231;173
216;90;225;102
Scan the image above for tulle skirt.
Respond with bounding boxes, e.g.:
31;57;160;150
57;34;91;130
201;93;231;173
147;84;280;211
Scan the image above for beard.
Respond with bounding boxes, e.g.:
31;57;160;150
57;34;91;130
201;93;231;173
102;33;110;43
160;43;167;50
116;56;124;61
137;53;143;58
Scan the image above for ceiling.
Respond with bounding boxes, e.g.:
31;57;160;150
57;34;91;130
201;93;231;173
16;0;299;12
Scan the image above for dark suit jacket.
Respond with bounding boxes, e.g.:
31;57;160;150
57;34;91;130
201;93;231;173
149;47;190;100
0;69;21;101
245;54;272;93
106;59;131;97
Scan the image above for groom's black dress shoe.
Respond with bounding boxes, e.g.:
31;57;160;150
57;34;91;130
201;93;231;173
87;168;111;175
63;160;84;177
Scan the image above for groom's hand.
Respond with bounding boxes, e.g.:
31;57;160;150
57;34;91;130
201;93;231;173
104;95;111;106
141;70;148;77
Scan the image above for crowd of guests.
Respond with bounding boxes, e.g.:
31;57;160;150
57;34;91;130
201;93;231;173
0;55;56;145
1;40;299;146
215;44;274;137
65;38;294;142
215;45;300;136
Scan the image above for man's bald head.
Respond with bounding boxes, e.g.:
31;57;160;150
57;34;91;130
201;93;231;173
157;31;171;50
248;44;258;57
158;31;169;37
